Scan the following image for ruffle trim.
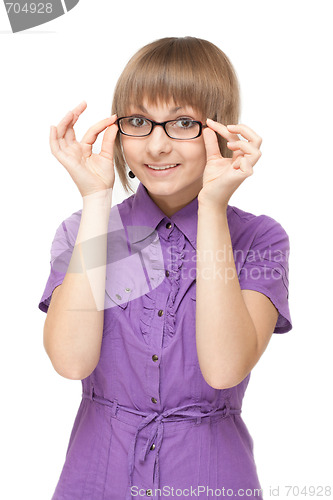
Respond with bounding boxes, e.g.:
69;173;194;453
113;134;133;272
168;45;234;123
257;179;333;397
139;228;186;346
164;230;186;342
139;232;164;347
140;293;155;346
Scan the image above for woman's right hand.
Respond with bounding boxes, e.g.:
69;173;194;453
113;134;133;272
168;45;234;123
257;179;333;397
50;101;118;198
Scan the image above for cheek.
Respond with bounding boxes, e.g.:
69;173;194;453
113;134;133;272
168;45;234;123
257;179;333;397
121;138;139;163
187;141;207;166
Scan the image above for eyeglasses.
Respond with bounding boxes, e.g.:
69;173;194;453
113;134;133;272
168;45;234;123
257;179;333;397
116;116;206;140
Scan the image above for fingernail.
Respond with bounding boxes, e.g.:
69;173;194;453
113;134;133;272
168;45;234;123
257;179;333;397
227;124;235;128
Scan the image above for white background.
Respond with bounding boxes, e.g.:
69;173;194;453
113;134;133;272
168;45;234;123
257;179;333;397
1;0;332;498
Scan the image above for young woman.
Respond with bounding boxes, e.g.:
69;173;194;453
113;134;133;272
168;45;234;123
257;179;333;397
39;37;292;500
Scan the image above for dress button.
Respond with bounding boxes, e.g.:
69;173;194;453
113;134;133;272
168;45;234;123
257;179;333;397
166;222;172;229
158;310;163;317
146;489;153;496
151;397;157;404
152;354;158;362
115;294;122;300
165;270;170;277
150;443;156;450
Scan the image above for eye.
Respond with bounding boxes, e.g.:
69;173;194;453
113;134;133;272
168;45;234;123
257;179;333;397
127;116;148;128
174;118;196;129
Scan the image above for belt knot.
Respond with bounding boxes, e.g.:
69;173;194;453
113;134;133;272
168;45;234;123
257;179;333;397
82;390;241;500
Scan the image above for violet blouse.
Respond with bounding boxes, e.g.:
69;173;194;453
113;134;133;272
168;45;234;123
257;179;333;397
38;182;292;500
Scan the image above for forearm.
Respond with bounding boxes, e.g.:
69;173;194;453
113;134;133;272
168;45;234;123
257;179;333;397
43;188;113;380
196;203;258;389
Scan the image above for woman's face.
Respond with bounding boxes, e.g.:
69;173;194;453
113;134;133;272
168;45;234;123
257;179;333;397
120;99;207;217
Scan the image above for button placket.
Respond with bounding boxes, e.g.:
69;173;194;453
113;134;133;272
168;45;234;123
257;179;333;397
164;223;172;278
144;271;165;422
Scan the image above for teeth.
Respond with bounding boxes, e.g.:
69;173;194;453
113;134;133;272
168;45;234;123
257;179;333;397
147;164;178;171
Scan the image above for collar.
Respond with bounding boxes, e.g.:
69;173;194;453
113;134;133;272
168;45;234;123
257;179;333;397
130;182;199;250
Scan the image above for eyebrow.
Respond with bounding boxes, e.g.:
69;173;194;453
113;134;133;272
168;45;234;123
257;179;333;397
137;105;183;114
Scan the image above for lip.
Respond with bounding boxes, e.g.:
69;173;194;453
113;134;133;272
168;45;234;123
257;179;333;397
144;163;180;176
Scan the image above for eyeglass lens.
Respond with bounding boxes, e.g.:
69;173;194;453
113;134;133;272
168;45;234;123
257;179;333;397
119;117;200;139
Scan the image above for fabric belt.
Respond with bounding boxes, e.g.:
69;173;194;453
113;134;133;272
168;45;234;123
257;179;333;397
82;389;242;499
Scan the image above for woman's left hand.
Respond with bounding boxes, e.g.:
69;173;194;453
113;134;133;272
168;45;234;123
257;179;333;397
198;119;262;210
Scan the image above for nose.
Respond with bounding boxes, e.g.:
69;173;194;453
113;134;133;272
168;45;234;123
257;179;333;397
145;125;172;157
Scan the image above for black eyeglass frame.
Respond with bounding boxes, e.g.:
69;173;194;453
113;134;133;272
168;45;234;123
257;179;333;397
116;116;207;140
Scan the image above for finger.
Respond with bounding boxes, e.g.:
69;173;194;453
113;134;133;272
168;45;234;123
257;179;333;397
227;124;262;147
49;125;69;155
70;100;87;127
231;148;244;162
80;114;118;147
230;148;261;168
50;102;86;156
232;155;254;176
203;127;223;161
50;125;60;156
227;140;261;158
100;122;119;161
227;140;262;167
62;101;89;146
50;120;71;158
55;101;86;137
49;125;73;168
56;110;76;140
206;118;239;142
239;156;254;175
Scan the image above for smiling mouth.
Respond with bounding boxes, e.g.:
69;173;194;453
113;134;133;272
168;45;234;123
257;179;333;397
145;164;180;171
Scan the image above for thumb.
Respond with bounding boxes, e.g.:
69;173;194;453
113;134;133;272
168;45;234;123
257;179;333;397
100;123;118;161
203;127;222;161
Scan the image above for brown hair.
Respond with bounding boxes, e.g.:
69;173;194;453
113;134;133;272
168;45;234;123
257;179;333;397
111;36;240;194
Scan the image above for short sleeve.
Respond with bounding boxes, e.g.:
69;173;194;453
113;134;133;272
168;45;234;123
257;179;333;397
238;217;292;334
38;211;81;313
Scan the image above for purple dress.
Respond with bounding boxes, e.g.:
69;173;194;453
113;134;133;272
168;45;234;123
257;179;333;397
38;182;292;500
